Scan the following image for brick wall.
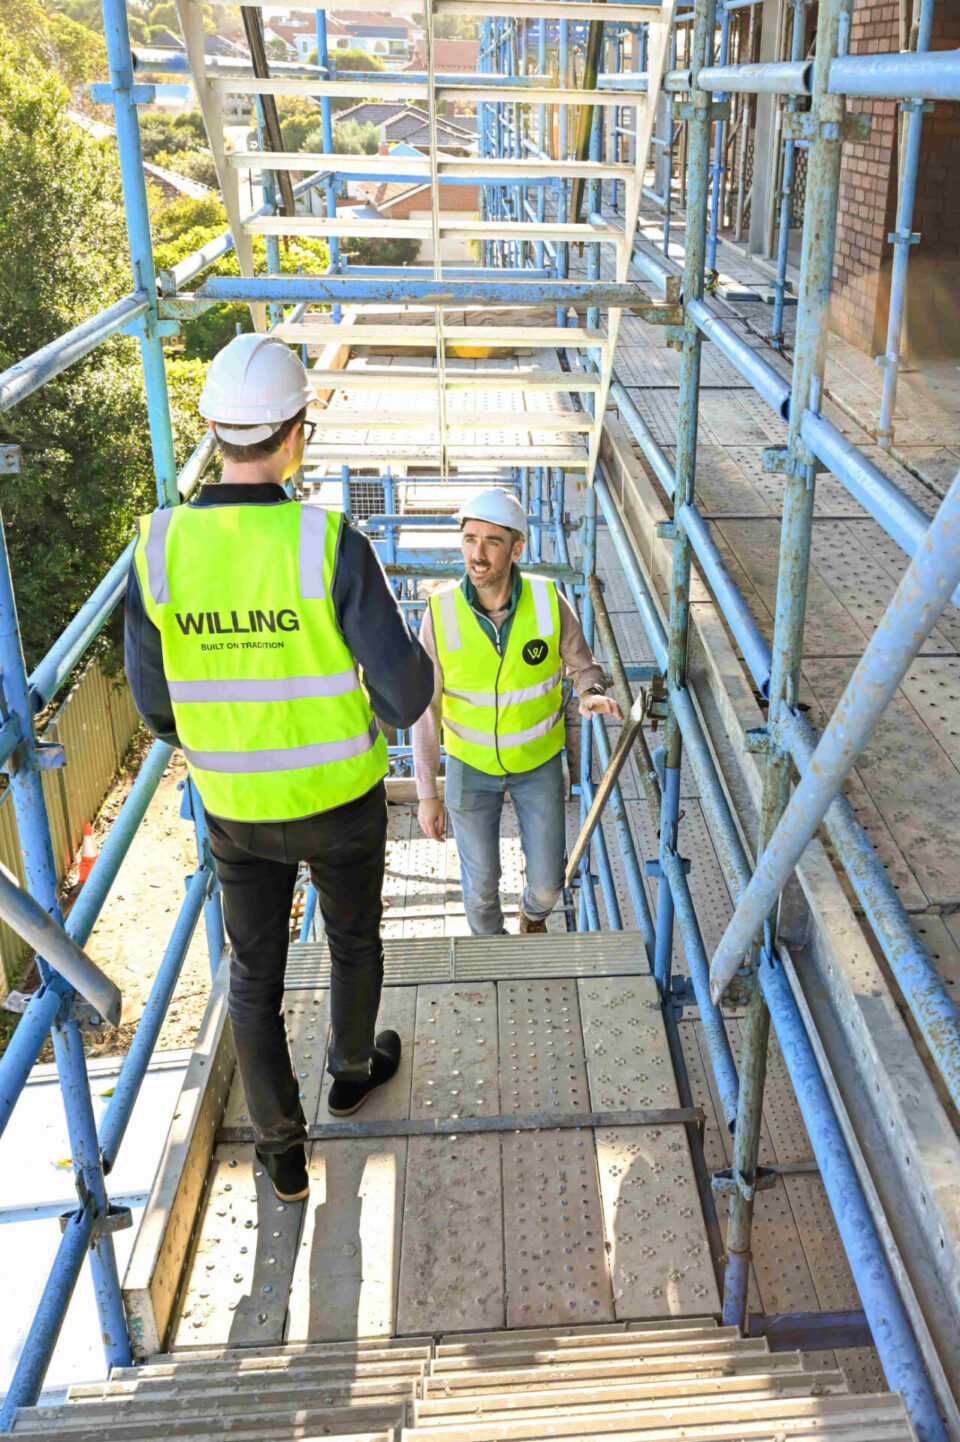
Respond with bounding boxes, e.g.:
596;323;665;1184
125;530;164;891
830;2;900;352
830;0;960;357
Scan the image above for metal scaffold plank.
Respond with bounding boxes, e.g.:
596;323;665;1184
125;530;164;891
285;988;418;1343
578;977;721;1317
172;994;329;1349
498;980;616;1327
396;984;505;1334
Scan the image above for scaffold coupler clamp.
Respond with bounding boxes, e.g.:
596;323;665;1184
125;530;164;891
712;1165;777;1204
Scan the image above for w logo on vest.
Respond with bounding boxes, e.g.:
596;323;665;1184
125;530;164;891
522;639;549;666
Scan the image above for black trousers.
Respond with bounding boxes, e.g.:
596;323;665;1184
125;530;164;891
206;780;388;1153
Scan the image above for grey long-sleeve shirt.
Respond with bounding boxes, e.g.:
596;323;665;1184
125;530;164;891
412;586;607;800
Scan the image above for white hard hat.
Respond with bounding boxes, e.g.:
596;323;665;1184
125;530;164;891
456;488;528;540
199;333;312;445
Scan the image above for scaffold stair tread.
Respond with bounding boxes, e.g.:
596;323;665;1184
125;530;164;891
284;932;651;989
433;1321;728;1352
77;1340;794;1404
430;1334;769;1371
413;1369;851;1418
9;1401;407;1437
423;1354;821;1392
142;1339;432;1367
102;1353;428;1386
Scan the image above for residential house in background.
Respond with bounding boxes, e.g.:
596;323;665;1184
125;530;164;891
333;102;477;154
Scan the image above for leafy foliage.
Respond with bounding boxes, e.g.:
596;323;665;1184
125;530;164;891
0;22;205;670
2;0;108;98
150;192;330;361
331;119;380;155
139;111;206;162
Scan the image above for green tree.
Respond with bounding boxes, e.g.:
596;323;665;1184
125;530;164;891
150;192;330;362
0;22;205;669
153;146;218;187
139;110;206;161
5;0;108;98
330;119;380;155
146;1;179;29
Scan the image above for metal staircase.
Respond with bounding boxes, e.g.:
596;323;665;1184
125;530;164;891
5;1320;916;1439
169;0;678;484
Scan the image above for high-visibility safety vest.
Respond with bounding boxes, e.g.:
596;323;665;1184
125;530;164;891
133;502;387;823
430;574;564;776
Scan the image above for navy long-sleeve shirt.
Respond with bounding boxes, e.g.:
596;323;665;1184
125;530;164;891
124;481;434;748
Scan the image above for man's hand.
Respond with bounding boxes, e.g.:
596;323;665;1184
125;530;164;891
578;692;623;722
418;797;446;840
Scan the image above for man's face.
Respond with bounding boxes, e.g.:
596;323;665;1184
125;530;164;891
460;519;523;593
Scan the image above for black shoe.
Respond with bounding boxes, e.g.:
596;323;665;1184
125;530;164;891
328;1031;401;1117
255;1143;309;1202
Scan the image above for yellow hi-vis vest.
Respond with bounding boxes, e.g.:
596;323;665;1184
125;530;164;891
430;574;564;776
133;501;387;823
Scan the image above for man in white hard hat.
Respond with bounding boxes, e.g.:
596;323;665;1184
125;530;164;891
125;334;433;1203
413;488;621;935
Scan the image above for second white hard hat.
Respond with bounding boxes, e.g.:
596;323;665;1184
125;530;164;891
199;333;312;445
456;488;528;540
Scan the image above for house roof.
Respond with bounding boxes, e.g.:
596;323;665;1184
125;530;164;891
405;39;479;72
381;108;474;141
334;100;419;127
145;27;183;49
204;33;247;56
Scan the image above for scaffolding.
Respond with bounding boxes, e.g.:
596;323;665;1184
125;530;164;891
0;0;959;1436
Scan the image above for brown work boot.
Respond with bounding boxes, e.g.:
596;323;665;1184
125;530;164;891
519;910;548;934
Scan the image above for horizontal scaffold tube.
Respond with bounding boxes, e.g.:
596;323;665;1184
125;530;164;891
194;275;653;307
688;50;960;100
0;292;149;415
780;709;960;1116
711;472;960;1001
685;300;792;418
697;59;812;95
0;871;121;1026
624;274;956;600
802;411;960;610
759;956;948;1442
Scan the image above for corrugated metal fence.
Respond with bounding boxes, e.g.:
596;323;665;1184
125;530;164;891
0;664;140;988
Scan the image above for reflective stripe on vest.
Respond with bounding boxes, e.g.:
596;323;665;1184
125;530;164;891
430;573;564;777
168;670;361;704
442;709;563;751
133;502;387;822
183;718;379;774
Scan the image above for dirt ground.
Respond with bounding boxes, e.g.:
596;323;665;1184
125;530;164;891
52;739;218;1059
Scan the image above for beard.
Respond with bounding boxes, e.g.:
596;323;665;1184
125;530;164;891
469;557;511;594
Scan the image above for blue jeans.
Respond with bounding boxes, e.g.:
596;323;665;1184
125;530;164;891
446;752;566;935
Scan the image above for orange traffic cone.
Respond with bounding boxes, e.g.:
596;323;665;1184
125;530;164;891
78;822;98;885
